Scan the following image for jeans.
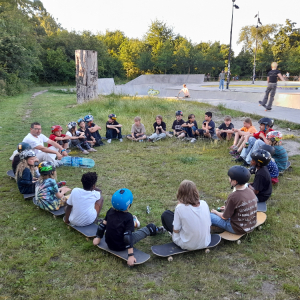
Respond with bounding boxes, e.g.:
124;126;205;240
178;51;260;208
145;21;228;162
184;126;197;138
70;139;91;152
240;137;265;164
106;128;122;139
219;79;224;90
161;210;174;233
261;83;277;109
148;132;166;141
210;213;235;233
132;227;151;245
90;130;102;143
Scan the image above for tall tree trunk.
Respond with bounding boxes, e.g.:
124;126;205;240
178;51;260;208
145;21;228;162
75;50;98;104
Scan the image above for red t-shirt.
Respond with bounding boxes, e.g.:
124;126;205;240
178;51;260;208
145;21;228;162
252;128;274;140
48;134;66;147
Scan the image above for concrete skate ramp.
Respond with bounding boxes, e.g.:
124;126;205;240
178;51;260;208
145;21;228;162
98;78;115;95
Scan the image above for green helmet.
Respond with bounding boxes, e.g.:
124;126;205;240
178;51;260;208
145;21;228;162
38;161;56;175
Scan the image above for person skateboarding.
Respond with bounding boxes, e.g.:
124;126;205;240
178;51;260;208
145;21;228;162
177;84;190;98
259;62;285;111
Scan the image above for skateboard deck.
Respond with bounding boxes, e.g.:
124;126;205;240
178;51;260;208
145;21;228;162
97;236;150;265
7;170;15;179
220;212;267;242
23;193;35;200
33;198;65;217
67;222;98;238
61;156;95;168
257;201;267;212
151;234;221;257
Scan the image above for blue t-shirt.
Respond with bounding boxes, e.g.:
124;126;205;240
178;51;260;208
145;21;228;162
203;120;215;135
267;160;279;178
273;145;288;172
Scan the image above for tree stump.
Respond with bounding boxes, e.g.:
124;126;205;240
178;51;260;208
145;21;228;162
75;50;98;104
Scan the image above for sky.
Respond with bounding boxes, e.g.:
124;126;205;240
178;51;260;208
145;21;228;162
41;0;299;54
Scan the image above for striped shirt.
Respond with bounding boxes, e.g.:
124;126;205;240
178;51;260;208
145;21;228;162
273;145;288;172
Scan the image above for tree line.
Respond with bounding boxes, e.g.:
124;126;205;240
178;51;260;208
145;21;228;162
1;0;300;95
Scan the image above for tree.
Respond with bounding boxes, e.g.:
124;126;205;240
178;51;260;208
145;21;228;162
155;40;174;74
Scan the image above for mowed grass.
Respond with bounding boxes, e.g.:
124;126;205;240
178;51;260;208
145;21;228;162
0;89;300;300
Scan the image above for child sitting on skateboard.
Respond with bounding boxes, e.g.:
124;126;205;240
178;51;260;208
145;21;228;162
266;131;288;172
172;110;186;139
64;172;104;226
210;166;257;234
34;161;71;211
216;115;234;141
12;142;32;175
161;180;212;250
78;118;97;148
66;122;96;155
127;116;147;142
93;188;165;266
84;114;104;146
15;149;39;194
248;149;272;203
106;114;123;143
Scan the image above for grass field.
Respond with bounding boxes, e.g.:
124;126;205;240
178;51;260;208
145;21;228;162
0;88;300;300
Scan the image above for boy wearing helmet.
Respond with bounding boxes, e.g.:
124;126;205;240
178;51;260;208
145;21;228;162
106;114;123;143
172;111;186;138
48;125;70;151
84;115;104;146
78;118;96;147
210;166;257;234
93;189;165;266
266;131;288;172
248;149;272;202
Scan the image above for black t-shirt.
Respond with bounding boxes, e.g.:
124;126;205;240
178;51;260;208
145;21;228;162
172;119;185;132
202;120;215;134
12;154;21;174
104;208;134;251
106;120;119;128
218;122;234;131
267;70;281;83
153;121;166;134
78;127;92;140
185;120;198;129
252;166;272;202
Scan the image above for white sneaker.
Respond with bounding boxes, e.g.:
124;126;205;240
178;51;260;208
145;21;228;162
191;138;197;143
119;138;123;142
107;139;112;144
82;150;89;155
88;148;97;152
133;215;140;228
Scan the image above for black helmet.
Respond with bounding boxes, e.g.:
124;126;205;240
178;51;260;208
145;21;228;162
259;144;275;156
38;161;56;175
17;142;31;153
258;118;272;127
175;110;183;116
228;166;251;185
108;113;117;120
270;119;274;128
251;149;271;166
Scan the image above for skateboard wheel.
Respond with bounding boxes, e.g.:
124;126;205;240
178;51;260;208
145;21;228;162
53;215;56;219
237;240;241;245
258;226;262;230
168;256;173;262
205;249;210;254
86;237;89;241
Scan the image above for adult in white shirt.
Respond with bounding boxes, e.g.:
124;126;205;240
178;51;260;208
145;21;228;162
161;180;211;250
23;122;67;166
64;172;104;226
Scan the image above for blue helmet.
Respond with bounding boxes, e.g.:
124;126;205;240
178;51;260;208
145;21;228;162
17;142;31;153
84;115;94;122
111;188;133;211
77;118;85;125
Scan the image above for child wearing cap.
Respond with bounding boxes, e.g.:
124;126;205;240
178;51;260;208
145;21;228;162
106;114;123;143
93;188;165;266
172;111;186;138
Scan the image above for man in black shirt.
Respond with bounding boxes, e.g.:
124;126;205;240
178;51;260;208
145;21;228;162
259;62;285;111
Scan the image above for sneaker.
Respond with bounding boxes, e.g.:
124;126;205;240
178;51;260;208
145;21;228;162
229;145;237;150
156;226;166;234
119;138;123;142
54;160;64;167
139;140;144;142
235;155;244;162
82;150;89;155
133;215;140;228
88;148;97;152
229;150;238;156
265;107;272;111
166;132;173;138
190;138;197;143
107;139;112;144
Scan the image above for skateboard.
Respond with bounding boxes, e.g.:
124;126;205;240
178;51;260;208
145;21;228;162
97;236;150;265
61;156;95;168
66;221;98;241
7;170;15;179
151;234;221;260
33;198;65;218
23;193;35;200
257;201;267;212
219;212;267;244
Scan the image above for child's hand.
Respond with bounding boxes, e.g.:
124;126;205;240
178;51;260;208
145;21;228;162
211;209;218;214
127;256;136;266
116;129;119;133
93;237;101;246
62;151;68;157
61;186;71;194
57;153;63;160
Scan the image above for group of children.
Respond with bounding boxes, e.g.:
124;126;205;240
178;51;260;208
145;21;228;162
10;111;290;266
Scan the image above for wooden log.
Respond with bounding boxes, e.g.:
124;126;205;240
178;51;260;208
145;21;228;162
75;50;98;104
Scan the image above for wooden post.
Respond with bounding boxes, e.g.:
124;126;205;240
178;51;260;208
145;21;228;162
75;50;98;104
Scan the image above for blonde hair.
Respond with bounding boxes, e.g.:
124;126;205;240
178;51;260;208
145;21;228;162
244;117;252;126
134;116;141;122
177;180;200;206
15;159;35;181
271;62;278;68
38;171;57;183
224;115;231;121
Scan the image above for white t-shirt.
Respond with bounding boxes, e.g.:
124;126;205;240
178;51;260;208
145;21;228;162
67;188;100;226
23;133;49;155
172;200;211;250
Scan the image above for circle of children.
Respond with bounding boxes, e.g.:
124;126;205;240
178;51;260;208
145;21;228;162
10;111;289;266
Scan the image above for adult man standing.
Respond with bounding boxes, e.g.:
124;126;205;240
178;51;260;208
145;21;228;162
219;70;225;91
23;122;68;167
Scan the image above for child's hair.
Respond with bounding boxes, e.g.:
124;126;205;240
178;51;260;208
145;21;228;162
134;116;141;122
244;117;252;126
183;84;186;87
38;171;57;182
156;115;163;121
271;62;278;68
177;180;200;206
224;115;231;121
205;112;212;118
15;159;35;181
188;114;195;120
81;172;98;190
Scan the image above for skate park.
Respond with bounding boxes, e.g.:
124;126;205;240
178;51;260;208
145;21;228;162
98;75;300;124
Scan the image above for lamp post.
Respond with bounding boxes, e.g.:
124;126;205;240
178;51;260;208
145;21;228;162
226;0;239;90
252;12;262;84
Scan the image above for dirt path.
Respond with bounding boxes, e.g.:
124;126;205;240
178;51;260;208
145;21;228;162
22;90;48;121
31;90;48;98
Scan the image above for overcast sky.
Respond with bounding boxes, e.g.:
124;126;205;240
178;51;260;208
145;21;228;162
42;0;299;54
